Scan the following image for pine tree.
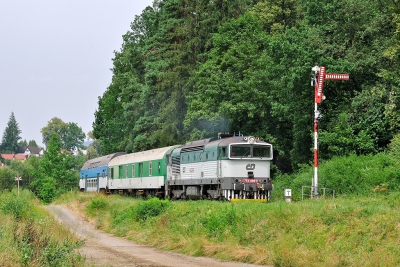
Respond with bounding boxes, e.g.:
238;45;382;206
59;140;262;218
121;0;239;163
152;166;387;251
0;112;22;153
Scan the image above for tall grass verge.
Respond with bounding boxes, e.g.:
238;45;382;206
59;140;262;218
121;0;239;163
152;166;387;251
0;189;85;267
58;192;400;266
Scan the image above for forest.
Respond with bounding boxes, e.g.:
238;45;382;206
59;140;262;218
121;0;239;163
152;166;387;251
93;0;400;174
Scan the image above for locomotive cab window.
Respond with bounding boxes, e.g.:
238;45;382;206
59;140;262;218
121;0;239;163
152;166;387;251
253;145;272;158
230;144;271;158
230;145;251;157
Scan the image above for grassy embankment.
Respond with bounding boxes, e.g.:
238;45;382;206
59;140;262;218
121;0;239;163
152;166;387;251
55;191;400;267
0;189;85;267
54;153;400;267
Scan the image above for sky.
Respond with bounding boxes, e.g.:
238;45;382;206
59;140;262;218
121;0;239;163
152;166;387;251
0;0;154;147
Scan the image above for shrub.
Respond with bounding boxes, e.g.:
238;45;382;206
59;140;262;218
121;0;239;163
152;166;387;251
0;190;33;220
134;197;170;222
87;197;108;215
273;153;400;201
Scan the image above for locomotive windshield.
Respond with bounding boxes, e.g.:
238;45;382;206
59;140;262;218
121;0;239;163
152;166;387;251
230;144;271;158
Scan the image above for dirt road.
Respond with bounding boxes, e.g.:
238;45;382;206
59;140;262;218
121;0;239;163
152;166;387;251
46;205;268;267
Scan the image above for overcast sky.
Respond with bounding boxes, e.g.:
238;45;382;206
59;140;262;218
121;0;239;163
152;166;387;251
0;0;153;147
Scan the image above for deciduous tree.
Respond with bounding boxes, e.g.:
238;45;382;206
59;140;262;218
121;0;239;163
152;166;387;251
41;117;85;150
30;133;76;203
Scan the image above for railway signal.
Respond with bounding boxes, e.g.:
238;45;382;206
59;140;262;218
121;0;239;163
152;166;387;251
311;66;349;199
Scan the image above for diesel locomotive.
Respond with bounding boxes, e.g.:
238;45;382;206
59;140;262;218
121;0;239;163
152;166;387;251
80;133;274;201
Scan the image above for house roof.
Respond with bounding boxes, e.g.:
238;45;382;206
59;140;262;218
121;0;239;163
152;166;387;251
1;154;27;160
18;146;42;155
14;154;27;160
1;154;15;160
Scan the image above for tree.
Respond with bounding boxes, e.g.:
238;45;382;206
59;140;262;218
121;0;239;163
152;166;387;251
93;0;260;154
41;117;67;146
86;145;100;160
28;140;38;147
0;112;22;153
41;117;85;150
86;131;94;141
64;122;86;150
30;132;77;203
380;0;400;132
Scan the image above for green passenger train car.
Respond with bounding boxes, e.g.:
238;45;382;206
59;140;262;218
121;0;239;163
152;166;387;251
107;146;178;196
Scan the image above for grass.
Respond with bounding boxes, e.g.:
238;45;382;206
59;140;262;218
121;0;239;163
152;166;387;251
55;191;400;267
0;189;85;267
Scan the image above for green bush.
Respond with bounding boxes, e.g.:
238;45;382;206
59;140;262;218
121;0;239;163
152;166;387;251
0;189;34;220
273;153;400;201
87;197;108;214
133;197;170;222
112;197;170;225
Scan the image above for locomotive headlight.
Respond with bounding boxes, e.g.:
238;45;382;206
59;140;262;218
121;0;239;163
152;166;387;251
248;136;256;144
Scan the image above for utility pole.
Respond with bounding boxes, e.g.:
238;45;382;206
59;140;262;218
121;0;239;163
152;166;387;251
311;66;349;199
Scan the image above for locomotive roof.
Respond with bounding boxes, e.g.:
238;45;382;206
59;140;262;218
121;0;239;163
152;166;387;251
177;136;271;153
213;136;271;146
108;145;178;166
81;152;126;170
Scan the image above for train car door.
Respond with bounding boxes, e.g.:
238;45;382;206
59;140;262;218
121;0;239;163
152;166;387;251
96;173;100;192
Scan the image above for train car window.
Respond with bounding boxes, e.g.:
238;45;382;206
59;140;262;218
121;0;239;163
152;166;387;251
110;167;114;179
194;154;196;161
132;164;135;178
181;156;184;163
199;153;202;160
149;162;152;176
126;165;128;178
206;153;209;160
119;165;123;179
188;155;190;162
158;162;161;174
212;152;215;159
139;163;143;177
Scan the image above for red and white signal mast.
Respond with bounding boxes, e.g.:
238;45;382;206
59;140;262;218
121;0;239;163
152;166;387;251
311;66;349;199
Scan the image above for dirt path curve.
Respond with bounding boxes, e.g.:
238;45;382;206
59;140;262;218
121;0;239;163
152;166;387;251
46;205;269;267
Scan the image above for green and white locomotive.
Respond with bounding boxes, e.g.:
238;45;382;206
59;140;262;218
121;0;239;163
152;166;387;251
166;133;273;201
80;133;274;202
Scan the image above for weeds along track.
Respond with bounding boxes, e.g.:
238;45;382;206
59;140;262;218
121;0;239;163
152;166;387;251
46;205;270;267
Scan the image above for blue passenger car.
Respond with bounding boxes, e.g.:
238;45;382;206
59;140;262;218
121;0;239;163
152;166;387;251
79;152;125;192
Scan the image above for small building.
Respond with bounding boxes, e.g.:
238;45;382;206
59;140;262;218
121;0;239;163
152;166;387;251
17;146;44;157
